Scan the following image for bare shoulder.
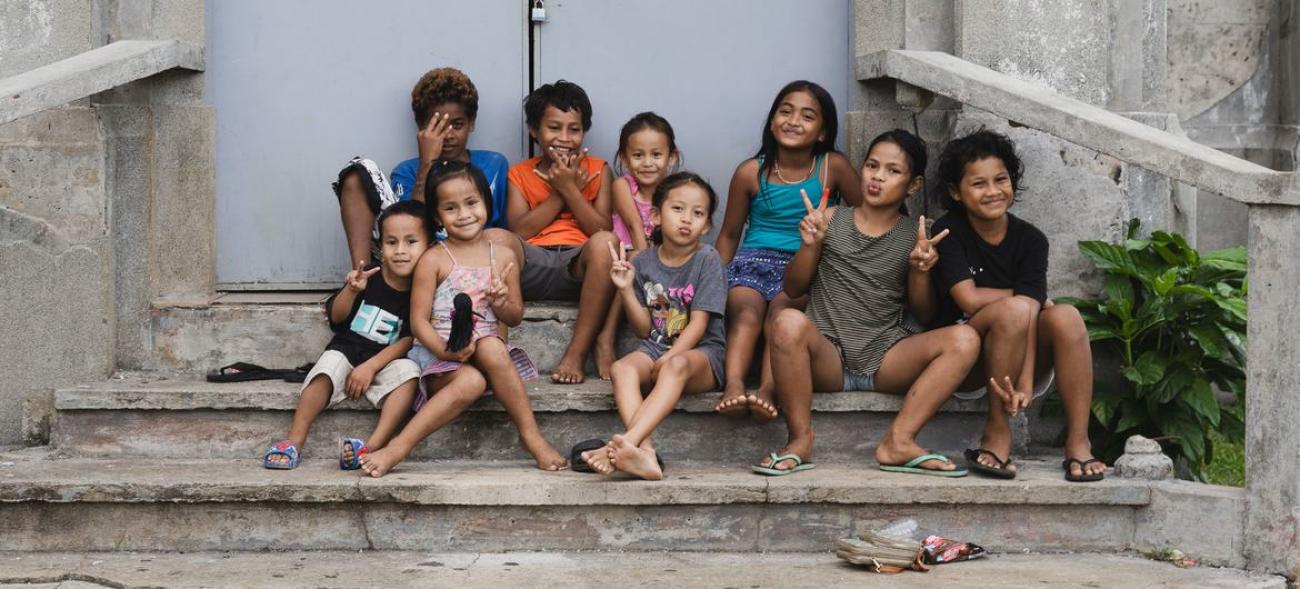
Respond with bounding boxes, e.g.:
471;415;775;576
729;158;761;194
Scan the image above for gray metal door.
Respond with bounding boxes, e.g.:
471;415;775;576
533;0;851;230
209;0;527;288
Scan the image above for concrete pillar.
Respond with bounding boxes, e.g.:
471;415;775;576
1243;197;1300;576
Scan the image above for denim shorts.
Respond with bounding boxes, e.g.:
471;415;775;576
726;247;795;301
843;369;877;392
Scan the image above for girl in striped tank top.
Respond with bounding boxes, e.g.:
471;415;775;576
714;81;863;424
753;130;982;478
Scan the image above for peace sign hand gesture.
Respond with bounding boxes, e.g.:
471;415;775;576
988;375;1030;416
344;259;381;293
798;189;830;246
486;247;515;310
607;241;634;291
909;215;949;273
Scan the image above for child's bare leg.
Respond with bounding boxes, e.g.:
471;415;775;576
552;232;618;384
750;293;804;422
474;337;568;470
1039;304;1104;478
873;325;982;471
611;351;716;480
965;297;1036;470
360;369;484;478
601;352;654;469
757;309;844;471
273;375;332;466
594;296;624;380
717;287;766;416
364;379;417;450
337;173;376;266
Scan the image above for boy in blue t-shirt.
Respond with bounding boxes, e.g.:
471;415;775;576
334;67;509;266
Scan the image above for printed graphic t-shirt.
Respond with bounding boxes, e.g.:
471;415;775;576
389;150;510;229
931;212;1049;327
632;245;728;352
324;274;412;366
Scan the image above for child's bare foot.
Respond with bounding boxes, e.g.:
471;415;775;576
521;433;569;471
359;445;408;478
609;434;662;480
875;434;956;472
550;354;586;384
756;435;813;472
581;441;615;474
714;381;750;417
747;389;779;423
594;338;616;381
975;423;1018;473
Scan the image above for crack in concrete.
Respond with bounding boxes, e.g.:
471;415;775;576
354;477;376;551
0;572;146;589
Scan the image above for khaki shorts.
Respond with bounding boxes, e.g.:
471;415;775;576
302;350;420;408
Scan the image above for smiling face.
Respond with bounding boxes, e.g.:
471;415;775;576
379;213;430;278
531;105;586;164
769;90;825;151
860;140;919;210
622;129;676;189
951;156;1015;221
433;176;488;242
651;183;712;248
429;101;475;161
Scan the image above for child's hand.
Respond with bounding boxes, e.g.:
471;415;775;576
417;112;452;164
798;189;830;246
436;338;476;363
988;375;1030;416
487;261;515;309
909;215;949;273
345;363;377;399
345;259;381;293
607;242;634;291
537;148;590;194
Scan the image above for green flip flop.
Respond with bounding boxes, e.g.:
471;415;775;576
879;453;968;477
751;452;816;476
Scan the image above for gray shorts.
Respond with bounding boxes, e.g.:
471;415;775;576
519;240;584;301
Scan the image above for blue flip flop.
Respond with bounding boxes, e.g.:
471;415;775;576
879;453;968;477
262;439;300;470
751;452;816;476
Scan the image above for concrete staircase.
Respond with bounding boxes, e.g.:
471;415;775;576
1;296;1245;566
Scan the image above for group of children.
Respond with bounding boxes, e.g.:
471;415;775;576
261;67;1106;484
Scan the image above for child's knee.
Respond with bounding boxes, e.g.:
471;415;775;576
948;325;982;359
662;354;691;376
770;308;809;349
584;231;618;262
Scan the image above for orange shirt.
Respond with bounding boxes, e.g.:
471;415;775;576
508;156;606;246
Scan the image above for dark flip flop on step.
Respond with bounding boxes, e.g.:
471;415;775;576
282;362;316;383
206;362;301;383
570;439;606;473
1063;458;1106;482
964;448;1017;479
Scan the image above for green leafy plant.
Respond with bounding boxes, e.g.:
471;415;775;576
1060;219;1247;480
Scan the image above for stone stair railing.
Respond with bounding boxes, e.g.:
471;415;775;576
858;48;1300;575
0;40;204;127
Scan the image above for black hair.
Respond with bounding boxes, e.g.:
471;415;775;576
614;111;681;175
422;160;494;235
410;67;478;128
864;129;928;216
935;129;1024;211
755;80;839;178
523;80;593;133
376;200;431;242
649;171;719;246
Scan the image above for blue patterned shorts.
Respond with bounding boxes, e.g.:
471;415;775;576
727;247;795;301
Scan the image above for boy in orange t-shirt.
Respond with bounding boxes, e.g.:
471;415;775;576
507;80;617;384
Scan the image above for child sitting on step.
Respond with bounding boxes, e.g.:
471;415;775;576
263;201;430;470
579;172;727;480
359;161;569;477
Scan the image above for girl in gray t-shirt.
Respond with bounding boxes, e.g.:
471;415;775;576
578;173;725;480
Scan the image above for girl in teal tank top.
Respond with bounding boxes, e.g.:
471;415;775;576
713;80;864;424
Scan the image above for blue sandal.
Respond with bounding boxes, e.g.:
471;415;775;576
879;453;968;477
751;452;816;476
339;437;369;471
262;439;300;470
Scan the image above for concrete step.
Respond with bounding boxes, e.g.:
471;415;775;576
0;447;1152;554
148;296;639;375
52;374;990;461
0;550;1284;588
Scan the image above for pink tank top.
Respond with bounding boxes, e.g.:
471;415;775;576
431;241;501;342
612;173;656;247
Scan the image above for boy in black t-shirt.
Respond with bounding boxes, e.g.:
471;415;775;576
263;201;431;470
931;130;1105;483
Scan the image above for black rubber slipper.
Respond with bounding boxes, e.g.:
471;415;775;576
570;439;606;473
964;448;1017;479
1063;458;1106;482
206;362;299;383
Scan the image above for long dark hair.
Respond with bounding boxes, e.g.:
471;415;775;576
423;160;493;234
864;129;928;216
755;80;839;179
649;172;719;246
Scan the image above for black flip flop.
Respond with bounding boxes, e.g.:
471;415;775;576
964;448;1017;479
1063;458;1106;482
570;439;606;473
282;362;316;383
206;362;300;383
